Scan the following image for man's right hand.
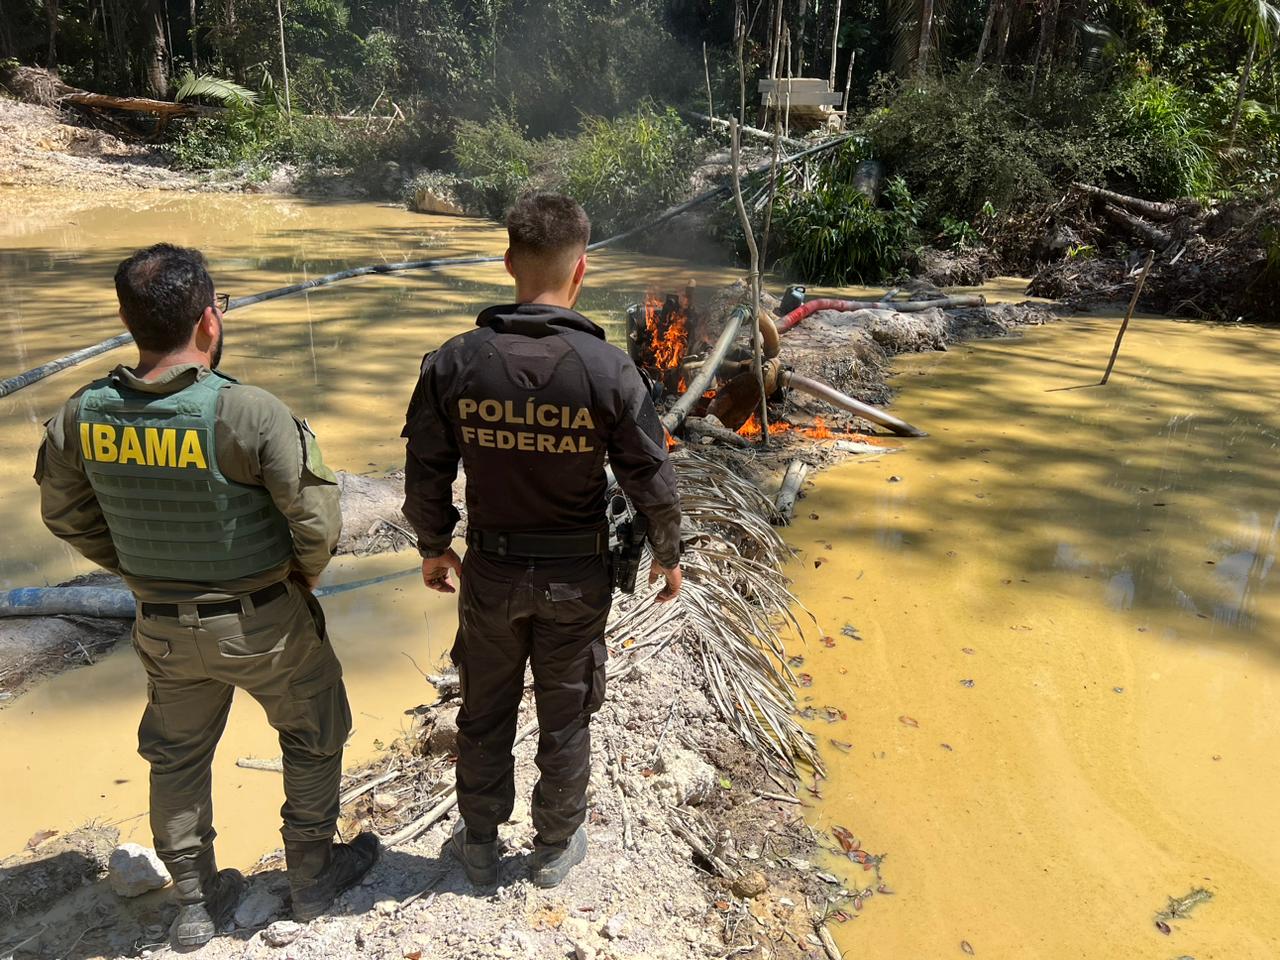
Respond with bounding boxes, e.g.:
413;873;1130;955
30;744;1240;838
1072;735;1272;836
649;561;682;603
422;548;463;594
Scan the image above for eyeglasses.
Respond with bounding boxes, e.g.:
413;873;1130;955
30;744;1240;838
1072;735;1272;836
214;293;230;312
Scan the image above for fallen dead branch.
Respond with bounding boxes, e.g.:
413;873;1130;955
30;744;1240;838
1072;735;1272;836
774;459;811;523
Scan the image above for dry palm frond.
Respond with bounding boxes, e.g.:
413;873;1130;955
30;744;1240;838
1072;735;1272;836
607;451;821;774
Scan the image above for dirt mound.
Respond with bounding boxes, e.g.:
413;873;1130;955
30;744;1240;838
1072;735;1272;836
1008;185;1278;323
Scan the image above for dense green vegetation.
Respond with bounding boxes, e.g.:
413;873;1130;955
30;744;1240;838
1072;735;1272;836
3;0;1278;281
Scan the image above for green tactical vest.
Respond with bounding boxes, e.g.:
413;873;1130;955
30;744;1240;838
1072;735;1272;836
76;371;294;582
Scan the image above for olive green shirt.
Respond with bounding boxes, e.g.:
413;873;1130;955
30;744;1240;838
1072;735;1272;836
35;363;341;602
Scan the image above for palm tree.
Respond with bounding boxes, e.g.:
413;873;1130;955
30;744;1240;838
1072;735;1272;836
1217;0;1280;140
888;0;947;75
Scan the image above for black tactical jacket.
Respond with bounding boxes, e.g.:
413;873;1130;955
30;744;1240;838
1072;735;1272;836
402;304;682;568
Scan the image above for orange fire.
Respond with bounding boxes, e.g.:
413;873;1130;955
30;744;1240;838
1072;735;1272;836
644;292;690;375
737;415;860;440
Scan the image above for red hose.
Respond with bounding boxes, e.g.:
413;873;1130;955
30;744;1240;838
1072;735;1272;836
776;298;884;333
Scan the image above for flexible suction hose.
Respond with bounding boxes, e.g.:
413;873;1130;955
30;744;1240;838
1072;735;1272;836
0;135;857;400
782;370;927;438
776;294;986;334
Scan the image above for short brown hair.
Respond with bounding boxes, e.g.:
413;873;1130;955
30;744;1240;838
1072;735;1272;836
506;193;591;284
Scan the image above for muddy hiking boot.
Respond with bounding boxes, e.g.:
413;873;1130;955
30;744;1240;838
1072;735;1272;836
285;833;381;922
530;826;587;889
168;853;246;951
445;820;500;887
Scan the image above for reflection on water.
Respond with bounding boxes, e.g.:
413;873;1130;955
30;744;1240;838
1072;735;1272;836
789;319;1280;959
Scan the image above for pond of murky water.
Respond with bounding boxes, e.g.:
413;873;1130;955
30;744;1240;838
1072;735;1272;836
789;317;1280;958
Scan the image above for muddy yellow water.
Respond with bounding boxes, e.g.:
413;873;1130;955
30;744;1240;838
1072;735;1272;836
790;318;1280;958
0;189;740;867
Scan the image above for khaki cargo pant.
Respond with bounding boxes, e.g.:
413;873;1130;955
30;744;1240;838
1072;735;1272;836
131;580;351;880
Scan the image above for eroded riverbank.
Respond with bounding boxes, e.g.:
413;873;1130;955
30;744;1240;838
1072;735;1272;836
788;317;1280;958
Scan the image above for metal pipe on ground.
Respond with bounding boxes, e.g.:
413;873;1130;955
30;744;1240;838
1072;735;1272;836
0;566;419;618
782;370;927;438
776;295;986;334
661;307;749;435
774;459;811;523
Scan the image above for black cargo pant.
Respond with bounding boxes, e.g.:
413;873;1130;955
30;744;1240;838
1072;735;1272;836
452;550;611;846
131;581;351;883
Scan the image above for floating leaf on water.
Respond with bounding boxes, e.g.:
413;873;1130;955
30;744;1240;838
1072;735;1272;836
849;850;870;864
960;679;975;688
789;654;806;667
899;715;919;728
877;883;894;895
841;624;862;640
961;941;975;955
961;647;976;655
799;674;814;687
853;896;864;911
829;739;853;752
820;635;837;647
814;558;827;569
838;666;849;675
940;743;953;751
809;513;820;520
831;826;858;852
1156;920;1172;935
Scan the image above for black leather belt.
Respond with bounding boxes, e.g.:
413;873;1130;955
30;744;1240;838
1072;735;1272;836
139;581;288;619
467;528;607;560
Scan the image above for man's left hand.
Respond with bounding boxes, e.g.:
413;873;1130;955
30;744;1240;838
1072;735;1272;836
422;549;463;594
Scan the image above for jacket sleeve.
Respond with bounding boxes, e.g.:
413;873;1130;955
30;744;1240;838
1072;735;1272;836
217;386;342;579
402;352;461;556
36;397;122;573
607;361;682;569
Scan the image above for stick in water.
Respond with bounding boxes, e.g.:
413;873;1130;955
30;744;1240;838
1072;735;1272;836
1100;249;1155;385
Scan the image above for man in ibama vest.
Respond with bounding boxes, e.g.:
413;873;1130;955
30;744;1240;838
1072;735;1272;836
35;244;378;948
402;193;683;889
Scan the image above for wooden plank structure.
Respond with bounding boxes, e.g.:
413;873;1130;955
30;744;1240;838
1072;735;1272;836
758;77;844;132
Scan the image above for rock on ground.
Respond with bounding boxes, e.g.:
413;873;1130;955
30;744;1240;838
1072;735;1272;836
107;843;171;898
652;747;718;806
234;885;285;928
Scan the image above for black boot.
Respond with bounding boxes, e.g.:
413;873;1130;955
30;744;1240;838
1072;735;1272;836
168;851;246;950
286;833;381;922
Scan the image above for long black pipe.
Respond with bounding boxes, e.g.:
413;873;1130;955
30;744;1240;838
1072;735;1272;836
0;134;856;400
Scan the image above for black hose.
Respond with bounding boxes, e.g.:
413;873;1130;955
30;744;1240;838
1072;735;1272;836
0;135;856;400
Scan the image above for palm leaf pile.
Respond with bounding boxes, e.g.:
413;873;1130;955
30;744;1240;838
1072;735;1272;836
606;451;822;775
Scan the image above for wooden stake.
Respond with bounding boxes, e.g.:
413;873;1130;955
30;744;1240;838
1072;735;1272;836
1100;250;1154;385
729;118;770;448
275;0;291;120
828;0;843;89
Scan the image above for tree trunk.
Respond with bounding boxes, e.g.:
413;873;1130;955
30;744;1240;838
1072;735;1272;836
190;0;199;72
1229;33;1258;143
974;0;1000;71
794;0;808;75
44;0;59;68
828;0;842;89
144;0;169;98
0;0;12;58
276;0;292;118
994;0;1015;65
916;0;935;75
1030;0;1059;96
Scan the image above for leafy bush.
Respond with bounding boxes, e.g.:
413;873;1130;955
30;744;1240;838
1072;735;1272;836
863;72;1112;224
1101;76;1217;198
772;176;923;284
451;114;551;219
562;105;699;237
451;105;698;232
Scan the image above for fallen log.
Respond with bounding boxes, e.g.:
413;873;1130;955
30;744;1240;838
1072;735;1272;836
60;91;218;118
1101;203;1172;250
686;111;806;149
1073;183;1185;222
685;416;753;449
782;370;927;438
774;459;811;523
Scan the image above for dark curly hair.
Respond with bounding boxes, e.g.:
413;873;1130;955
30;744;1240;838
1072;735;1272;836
114;244;216;352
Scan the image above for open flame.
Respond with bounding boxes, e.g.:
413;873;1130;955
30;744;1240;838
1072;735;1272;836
737;415;856;440
642;292;690;389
